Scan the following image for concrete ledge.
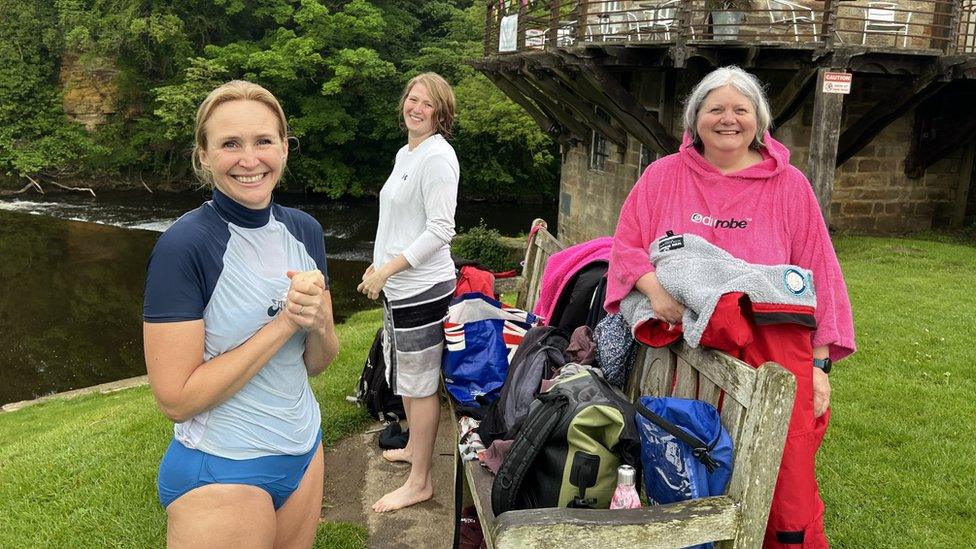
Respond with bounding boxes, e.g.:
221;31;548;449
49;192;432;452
2;375;149;413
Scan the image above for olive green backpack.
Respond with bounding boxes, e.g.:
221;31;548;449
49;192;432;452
491;368;641;514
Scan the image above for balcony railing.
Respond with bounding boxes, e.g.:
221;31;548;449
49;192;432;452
960;0;976;52
484;0;976;55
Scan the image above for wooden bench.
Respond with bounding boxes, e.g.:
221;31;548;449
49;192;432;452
451;221;796;548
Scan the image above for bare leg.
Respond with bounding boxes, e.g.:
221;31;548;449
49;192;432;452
167;484;275;548
273;443;325;548
382;397;413;463
372;393;439;512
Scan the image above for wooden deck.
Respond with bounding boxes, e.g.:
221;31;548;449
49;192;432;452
485;0;976;58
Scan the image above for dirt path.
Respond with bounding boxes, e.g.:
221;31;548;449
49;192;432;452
322;403;456;549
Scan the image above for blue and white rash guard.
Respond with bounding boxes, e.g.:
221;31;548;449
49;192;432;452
144;189;326;459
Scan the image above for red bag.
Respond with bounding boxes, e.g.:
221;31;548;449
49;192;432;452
454;265;495;299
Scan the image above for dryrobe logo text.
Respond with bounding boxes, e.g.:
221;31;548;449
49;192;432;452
690;212;751;229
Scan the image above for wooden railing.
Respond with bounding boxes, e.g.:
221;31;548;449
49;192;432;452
959;0;976;52
484;0;976;55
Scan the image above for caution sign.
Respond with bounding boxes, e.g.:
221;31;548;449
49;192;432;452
822;72;852;94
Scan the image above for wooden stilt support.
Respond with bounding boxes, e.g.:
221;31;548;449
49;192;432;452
808;68;846;225
951;142;975;228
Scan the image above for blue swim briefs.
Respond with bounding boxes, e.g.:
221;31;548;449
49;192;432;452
157;430;322;510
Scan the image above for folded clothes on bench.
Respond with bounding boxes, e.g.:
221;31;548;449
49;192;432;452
458;416;485;461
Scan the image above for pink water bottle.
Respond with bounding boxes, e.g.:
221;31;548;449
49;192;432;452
610;464;641;509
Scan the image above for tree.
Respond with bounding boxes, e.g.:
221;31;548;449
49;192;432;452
1;0;559;201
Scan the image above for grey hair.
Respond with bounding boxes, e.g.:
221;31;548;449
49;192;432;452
682;66;772;150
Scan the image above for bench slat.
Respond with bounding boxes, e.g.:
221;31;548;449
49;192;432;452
698;375;723;408
640;345;677;398
463;459;499;549
670;342;757;408
720;397;747;463
673;357;698;399
493;496;739;548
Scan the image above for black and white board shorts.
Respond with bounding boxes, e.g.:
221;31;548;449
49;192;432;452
381;279;455;399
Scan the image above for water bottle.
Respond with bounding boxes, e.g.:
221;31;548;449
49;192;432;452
609;464;641;509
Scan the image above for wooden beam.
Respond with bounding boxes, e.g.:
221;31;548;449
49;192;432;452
499;69;592;143
808;68;846;224
521;66;628;148
952;142;975;228
543;64;672;155
482;71;569;145
661;71;677;137
837;67;947;166
771;67;816;129
557;52;680;153
905;99;976;175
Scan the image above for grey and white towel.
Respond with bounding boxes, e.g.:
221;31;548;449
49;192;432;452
620;233;817;348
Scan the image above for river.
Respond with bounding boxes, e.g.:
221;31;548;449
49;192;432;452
0;190;555;405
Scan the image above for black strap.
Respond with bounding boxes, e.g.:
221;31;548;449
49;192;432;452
776;530;805;544
491;393;569;515
635;399;720;473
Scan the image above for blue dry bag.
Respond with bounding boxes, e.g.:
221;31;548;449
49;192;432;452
635;396;734;549
635;395;733;502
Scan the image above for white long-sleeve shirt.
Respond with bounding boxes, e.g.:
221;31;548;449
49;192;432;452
373;133;459;300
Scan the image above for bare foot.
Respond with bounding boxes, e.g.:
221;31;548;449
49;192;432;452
382;448;412;464
371;480;433;513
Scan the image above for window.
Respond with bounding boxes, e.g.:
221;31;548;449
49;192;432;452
639;108;663;174
639;144;660;174
589;108;611;171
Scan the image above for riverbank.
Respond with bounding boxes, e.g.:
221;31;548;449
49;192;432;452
1;236;975;547
1;375;148;413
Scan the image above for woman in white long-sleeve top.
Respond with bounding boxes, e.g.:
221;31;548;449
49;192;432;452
357;72;459;512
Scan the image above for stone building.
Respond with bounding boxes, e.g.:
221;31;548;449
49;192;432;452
473;0;976;242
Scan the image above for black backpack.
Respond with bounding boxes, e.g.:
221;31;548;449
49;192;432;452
549;261;609;333
491;368;641;515
475;326;569;446
352;328;405;422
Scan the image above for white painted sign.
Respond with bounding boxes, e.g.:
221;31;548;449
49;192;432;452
822;72;852;94
498;14;518;52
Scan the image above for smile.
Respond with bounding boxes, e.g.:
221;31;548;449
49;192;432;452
232;173;268;183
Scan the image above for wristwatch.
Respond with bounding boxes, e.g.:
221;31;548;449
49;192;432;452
813;357;832;374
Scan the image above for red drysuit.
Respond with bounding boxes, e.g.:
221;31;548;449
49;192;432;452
636;292;828;548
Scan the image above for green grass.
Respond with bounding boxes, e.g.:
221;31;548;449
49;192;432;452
821;236;976;548
2;238;976;547
0;309;381;548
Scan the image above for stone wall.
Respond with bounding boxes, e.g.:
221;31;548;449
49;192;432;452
778;74;963;234
556;72;974;243
558;137;642;244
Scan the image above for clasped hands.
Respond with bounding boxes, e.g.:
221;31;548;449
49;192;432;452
357;264;388;301
283;269;332;333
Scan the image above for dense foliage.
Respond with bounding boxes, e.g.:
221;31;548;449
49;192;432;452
451;221;522;271
0;0;558;200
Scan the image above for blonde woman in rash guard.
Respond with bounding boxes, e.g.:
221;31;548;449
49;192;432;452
358;72;459;513
144;81;339;547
